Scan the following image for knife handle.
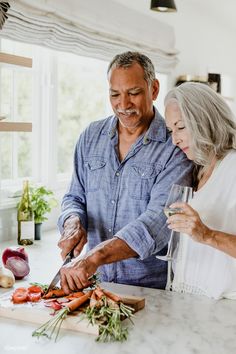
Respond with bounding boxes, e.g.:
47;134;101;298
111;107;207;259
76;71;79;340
65;248;75;262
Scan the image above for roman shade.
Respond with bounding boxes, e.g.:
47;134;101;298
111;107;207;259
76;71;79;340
2;0;178;73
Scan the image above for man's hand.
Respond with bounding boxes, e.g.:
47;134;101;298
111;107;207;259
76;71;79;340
59;237;137;294
58;215;87;260
60;256;97;294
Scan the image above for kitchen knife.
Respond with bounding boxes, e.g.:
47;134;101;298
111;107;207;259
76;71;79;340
45;249;74;295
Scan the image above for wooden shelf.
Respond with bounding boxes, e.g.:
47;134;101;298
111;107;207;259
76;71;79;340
0;122;32;132
0;52;32;68
0;52;33;132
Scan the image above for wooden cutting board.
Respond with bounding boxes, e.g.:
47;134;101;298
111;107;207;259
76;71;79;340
0;289;145;336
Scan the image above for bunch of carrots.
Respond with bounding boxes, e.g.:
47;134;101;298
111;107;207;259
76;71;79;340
30;284;134;342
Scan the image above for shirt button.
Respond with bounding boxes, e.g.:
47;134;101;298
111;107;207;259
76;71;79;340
111;200;115;204
108;229;112;232
116;172;120;176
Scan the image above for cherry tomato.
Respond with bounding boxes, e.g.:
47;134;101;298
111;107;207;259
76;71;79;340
12;288;29;304
28;285;43;294
28;292;42;302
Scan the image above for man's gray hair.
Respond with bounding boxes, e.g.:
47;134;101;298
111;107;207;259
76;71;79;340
165;82;236;167
107;51;156;86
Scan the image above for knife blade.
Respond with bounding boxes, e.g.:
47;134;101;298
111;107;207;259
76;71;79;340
45;250;74;295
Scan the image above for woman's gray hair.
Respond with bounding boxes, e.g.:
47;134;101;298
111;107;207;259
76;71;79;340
165;82;236;167
107;51;156;86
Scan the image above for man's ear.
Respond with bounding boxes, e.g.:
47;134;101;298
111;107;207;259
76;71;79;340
152;79;160;100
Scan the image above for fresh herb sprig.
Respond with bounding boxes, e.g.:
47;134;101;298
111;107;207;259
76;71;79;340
32;307;69;341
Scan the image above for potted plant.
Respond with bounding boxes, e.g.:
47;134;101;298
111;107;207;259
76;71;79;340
30;186;58;240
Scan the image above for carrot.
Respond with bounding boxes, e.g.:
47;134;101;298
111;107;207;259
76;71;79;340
94;287;121;304
94;287;105;299
102;289;121;303
106;297;120;309
43;289;65;299
89;290;97;308
65;290;93;312
66;291;85;300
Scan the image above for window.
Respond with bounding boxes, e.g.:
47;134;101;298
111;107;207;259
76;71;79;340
57;53;111;176
0;40;33;185
0;38;168;195
154;72;168;117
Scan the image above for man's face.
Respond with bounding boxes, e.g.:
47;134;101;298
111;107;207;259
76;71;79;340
108;63;159;129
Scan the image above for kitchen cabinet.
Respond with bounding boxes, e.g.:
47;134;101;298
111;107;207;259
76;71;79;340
0;52;32;132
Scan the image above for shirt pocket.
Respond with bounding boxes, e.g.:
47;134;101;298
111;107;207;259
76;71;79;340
85;158;106;192
128;162;162;200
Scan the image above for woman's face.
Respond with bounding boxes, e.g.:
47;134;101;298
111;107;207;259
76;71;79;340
165;100;194;160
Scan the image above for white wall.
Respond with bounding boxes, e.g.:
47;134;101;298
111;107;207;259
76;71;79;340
115;0;236;106
0;207;17;242
159;1;236;91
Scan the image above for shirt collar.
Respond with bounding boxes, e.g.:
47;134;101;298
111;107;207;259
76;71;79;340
108;116;118;138
143;107;167;143
106;106;167;143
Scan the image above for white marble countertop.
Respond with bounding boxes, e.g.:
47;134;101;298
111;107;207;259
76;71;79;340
0;230;236;354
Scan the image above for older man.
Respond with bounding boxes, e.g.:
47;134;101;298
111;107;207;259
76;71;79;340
57;51;193;293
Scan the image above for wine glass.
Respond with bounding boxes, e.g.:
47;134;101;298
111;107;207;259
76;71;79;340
156;184;193;289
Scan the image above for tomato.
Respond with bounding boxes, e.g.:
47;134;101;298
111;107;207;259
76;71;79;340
28;285;43;294
12;286;42;303
28;292;42;302
12;287;29;304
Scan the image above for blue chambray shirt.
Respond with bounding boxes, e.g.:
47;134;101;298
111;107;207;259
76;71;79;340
58;108;193;289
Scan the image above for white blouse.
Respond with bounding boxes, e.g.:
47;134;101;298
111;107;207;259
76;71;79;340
172;150;236;299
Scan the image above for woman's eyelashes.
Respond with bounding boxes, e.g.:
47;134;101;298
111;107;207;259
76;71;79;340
167;126;185;134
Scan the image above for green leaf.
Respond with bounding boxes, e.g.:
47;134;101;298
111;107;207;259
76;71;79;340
30;185;58;223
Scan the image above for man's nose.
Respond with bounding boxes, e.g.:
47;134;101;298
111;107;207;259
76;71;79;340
118;94;131;109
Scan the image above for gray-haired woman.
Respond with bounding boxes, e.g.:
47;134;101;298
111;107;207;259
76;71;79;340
164;82;236;299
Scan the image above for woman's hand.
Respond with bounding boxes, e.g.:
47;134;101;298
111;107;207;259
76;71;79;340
58;215;87;259
166;202;212;244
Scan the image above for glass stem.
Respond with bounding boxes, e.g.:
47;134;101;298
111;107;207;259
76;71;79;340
166;259;173;291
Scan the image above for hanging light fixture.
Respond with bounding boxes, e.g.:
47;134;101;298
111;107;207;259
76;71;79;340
150;0;177;13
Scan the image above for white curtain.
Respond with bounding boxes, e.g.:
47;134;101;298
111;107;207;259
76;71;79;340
2;0;178;73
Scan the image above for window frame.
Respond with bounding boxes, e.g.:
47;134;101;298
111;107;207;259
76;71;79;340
0;39;169;200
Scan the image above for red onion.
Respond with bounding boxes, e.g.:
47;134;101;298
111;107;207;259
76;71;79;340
5;256;30;280
2;247;30;280
2;247;29;265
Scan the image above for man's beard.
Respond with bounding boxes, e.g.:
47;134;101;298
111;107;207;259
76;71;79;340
116;109;140;129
